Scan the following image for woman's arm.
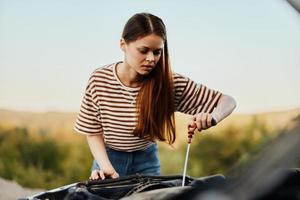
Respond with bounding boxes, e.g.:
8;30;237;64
211;94;237;123
86;134;119;180
188;94;236;132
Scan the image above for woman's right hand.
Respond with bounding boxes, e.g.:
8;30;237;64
89;169;119;180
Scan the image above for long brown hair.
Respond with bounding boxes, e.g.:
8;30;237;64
122;13;176;144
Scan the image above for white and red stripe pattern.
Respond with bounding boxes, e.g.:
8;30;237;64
75;62;222;152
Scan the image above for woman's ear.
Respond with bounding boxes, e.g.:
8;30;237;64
120;38;126;52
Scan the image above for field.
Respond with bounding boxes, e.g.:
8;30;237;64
0;108;299;189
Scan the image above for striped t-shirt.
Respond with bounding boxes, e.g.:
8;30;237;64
74;61;222;152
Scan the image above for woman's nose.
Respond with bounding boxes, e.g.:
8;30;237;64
146;52;155;62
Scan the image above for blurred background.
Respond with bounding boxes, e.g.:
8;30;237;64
0;0;299;195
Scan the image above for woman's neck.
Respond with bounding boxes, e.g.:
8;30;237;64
116;62;142;88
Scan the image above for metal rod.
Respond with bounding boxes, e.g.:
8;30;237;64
182;142;191;187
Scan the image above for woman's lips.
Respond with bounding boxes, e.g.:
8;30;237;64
142;65;154;69
140;65;154;74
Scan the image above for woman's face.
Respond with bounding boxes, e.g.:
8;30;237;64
121;33;164;76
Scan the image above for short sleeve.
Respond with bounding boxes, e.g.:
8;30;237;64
74;74;103;135
174;73;222;115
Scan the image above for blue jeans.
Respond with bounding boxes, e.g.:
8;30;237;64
91;143;160;176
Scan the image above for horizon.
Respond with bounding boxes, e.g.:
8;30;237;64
1;106;300;115
1;1;300;114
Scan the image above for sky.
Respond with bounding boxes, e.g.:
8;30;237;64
0;0;299;114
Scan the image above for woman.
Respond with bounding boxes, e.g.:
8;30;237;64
74;12;236;180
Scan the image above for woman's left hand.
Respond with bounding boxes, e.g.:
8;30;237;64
187;112;217;133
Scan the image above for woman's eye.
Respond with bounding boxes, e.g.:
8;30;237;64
139;49;161;55
139;49;148;54
153;50;161;55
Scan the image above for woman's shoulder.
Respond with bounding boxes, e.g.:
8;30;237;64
92;62;115;75
86;62;117;84
88;62;120;79
172;72;190;83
